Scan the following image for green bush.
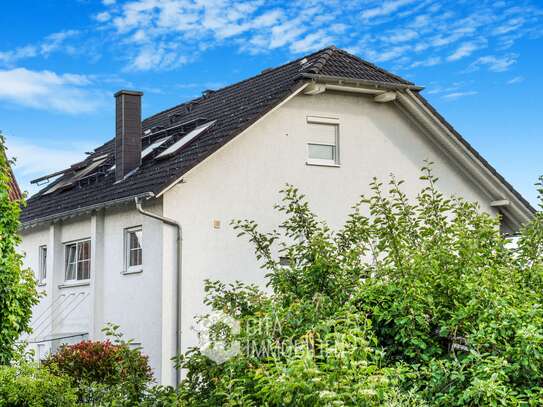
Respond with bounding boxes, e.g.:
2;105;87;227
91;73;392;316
0;132;38;364
43;324;153;404
0;362;77;407
174;166;543;406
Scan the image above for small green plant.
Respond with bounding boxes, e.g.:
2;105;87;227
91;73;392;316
0;132;38;364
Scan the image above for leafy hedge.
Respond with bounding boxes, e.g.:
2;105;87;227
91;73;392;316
174;166;543;406
0;133;38;364
0;363;77;407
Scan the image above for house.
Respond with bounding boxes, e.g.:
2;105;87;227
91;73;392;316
1;146;22;201
19;46;535;386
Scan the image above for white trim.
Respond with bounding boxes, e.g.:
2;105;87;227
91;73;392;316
63;238;91;282
306;115;340;124
58;280;90;289
124;226;143;274
155;82;310;198
306;160;341;168
397;90;533;227
491;199;510;207
306;119;340;166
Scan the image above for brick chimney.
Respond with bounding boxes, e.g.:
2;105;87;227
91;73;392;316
114;90;143;181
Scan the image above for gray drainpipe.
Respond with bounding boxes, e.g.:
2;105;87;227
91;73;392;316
135;194;182;387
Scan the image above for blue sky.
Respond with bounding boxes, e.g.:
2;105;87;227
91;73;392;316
0;0;542;205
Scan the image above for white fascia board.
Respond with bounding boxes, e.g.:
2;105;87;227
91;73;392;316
397;90;533;227
155;82;310;198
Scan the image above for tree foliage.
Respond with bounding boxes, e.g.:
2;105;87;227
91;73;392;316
0;133;38;365
176;165;543;406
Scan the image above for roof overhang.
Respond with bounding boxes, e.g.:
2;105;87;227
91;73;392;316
396;89;534;229
21;192;155;231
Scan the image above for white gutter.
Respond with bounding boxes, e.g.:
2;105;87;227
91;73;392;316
135;195;182;387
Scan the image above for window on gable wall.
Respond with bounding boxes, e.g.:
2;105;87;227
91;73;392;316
306;116;340;166
38;245;47;285
124;226;143;273
64;240;91;281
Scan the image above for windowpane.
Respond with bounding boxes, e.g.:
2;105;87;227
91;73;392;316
65;245;77;280
78;241;90;261
79;260;90;280
39;246;47;283
126;228;143;270
308;144;335;160
64;240;91;282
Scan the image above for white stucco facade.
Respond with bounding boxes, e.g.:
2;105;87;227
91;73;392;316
20;89;517;386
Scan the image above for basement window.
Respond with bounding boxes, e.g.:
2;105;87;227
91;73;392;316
64;239;91;282
124;226;143;274
306;116;340;167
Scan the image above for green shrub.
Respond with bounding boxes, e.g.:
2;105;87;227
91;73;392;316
43;324;153;404
0;132;39;364
174;166;543;406
0;362;77;407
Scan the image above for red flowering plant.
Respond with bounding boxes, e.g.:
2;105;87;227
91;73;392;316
43;323;153;403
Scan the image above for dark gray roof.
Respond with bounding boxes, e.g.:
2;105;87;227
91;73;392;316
21;46;534;225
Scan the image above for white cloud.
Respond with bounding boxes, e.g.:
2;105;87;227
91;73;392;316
470;54;517;72
447;41;484;61
6;136;91;195
383;29;418;43
95;11;111;22
289;30;332;53
95;0;543;74
411;56;441;67
442;91;478;100
507;75;524;84
360;0;417;20
0;68;103;113
493;17;525;35
0;30;79;66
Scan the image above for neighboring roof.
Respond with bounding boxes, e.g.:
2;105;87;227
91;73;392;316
21;46;534;226
7;168;22;201
1;148;22;201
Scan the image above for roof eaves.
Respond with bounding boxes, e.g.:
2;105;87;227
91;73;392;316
302;73;423;91
21;191;155;230
409;90;536;215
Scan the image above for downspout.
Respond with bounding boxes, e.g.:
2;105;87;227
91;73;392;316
135;194;182;387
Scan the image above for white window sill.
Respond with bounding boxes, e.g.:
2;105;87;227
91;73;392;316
306;160;340;168
122;268;143;275
58;280;90;289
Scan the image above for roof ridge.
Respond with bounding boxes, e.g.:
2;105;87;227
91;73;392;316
303;45;336;75
334;48;413;85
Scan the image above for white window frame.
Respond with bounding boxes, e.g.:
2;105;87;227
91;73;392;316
306;115;340;167
38;245;47;286
124;226;143;274
64;239;91;282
